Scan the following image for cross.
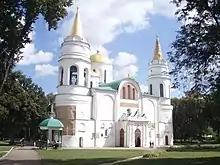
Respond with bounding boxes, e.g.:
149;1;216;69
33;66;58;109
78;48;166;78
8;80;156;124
74;0;80;8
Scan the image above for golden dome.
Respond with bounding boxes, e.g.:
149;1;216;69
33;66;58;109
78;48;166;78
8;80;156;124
90;50;111;63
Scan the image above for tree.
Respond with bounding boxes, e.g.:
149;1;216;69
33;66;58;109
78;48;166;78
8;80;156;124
0;71;49;143
172;94;209;142
204;89;220;141
168;0;220;93
0;0;73;94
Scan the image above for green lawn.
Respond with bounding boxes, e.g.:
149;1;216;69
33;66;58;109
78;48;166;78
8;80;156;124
0;146;12;158
38;149;145;165
0;146;11;152
38;147;220;165
116;151;220;165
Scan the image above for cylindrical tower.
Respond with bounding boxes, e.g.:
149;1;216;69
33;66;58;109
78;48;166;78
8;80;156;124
55;7;92;148
147;34;171;98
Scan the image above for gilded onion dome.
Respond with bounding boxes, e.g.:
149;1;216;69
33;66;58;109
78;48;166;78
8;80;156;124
90;50;111;63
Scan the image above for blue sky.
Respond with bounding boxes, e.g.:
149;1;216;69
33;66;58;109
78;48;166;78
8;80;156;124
16;0;182;97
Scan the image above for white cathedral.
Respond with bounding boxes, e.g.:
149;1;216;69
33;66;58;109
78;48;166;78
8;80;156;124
55;7;173;148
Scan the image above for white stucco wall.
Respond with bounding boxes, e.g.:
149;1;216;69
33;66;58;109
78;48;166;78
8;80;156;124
58;59;91;88
142;97;157;146
94;91;115;147
91;62;113;84
148;60;171;98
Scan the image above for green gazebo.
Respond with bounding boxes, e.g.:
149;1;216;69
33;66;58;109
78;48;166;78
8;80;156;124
39;116;64;149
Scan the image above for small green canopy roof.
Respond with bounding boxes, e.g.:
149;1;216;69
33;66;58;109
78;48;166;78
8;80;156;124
39;117;64;129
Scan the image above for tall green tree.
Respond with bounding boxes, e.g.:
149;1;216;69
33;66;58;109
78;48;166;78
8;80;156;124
0;0;73;94
0;71;49;143
205;90;220;141
168;0;220;92
172;94;209;142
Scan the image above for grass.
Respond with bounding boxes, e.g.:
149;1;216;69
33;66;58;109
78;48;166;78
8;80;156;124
0;146;11;152
0;146;12;158
116;146;220;165
38;146;220;165
38;149;145;165
116;152;220;165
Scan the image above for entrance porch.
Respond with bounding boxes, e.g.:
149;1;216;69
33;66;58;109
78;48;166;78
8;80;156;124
118;120;151;148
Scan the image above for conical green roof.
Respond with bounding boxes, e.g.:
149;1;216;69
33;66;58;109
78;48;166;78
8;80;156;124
39;117;64;128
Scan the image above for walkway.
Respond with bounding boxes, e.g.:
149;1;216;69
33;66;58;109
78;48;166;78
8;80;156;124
0;147;41;165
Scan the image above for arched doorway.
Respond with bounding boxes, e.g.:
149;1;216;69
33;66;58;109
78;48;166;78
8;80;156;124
165;135;169;145
79;137;83;147
135;128;141;147
119;129;124;147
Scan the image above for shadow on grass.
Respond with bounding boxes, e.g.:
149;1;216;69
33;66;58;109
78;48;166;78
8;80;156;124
117;157;220;165
0;158;122;165
165;146;220;152
1;157;220;165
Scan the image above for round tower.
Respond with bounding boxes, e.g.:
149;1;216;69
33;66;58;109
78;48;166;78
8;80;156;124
148;34;171;98
55;7;92;148
90;50;113;85
58;7;91;94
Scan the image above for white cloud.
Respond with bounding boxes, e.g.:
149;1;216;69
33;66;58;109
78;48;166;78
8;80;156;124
29;0;176;80
34;64;58;77
140;84;148;93
59;0;176;48
113;52;139;79
18;30;54;65
50;0;176;81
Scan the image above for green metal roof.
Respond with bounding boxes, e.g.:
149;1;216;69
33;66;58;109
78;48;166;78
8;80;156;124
95;86;116;91
99;79;124;90
98;78;137;91
39;117;64;128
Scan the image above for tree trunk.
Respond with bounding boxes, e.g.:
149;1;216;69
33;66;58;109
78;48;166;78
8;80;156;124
9;136;15;145
0;57;13;95
217;129;220;142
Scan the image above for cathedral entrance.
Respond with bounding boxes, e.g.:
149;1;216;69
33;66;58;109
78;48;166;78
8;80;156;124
165;135;169;145
79;137;83;147
135;128;141;147
119;129;124;147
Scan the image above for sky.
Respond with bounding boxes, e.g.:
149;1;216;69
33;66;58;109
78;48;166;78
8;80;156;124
16;0;183;97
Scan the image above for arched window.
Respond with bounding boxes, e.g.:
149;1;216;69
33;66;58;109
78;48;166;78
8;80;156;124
59;67;64;85
128;85;131;99
90;81;93;88
150;84;152;95
69;66;78;85
132;88;135;100
84;68;88;87
105;129;108;137
122;87;126;99
160;84;164;97
104;70;107;83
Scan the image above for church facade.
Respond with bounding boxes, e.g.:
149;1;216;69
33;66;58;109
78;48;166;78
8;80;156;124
55;7;173;148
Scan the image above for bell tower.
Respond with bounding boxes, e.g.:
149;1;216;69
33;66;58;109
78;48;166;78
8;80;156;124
147;34;171;98
58;7;91;90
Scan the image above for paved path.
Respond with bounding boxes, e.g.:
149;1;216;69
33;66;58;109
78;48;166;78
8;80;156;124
0;147;41;165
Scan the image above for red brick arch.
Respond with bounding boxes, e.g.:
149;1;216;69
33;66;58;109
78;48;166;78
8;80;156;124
120;83;138;100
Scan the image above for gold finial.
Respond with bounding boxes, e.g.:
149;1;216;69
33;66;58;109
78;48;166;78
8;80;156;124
153;33;163;61
71;6;83;38
127;73;130;78
96;50;100;54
